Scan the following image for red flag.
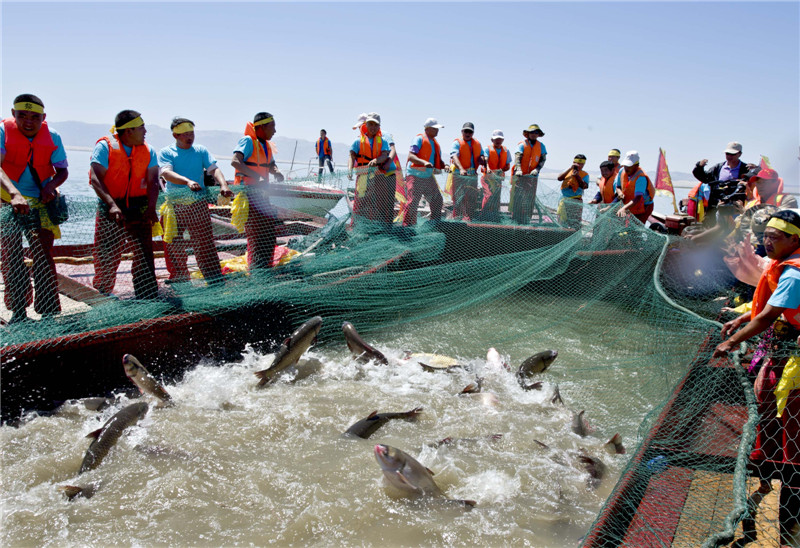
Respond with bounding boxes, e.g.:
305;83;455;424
655;148;679;214
759;155;771;170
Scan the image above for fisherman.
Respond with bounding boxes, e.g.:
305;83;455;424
479;130;511;222
89;109;159;300
449;122;485;221
316;129;334;180
689;141;752;226
404;118;446;226
347;112;396;224
589;161;619;205
557;154;589;229
158;117;233;284
607;148;621;174
510;124;547;225
744;167;798;210
231;112;283;270
713;210;800;542
614;151;655;224
0;94;67;323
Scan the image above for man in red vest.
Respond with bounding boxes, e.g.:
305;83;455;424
89;109;160;300
0;94;68;323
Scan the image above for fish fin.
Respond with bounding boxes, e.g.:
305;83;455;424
426;467;435;476
253;369;273;387
454;499;476;508
85;428;103;439
59;485;84;500
367;411;379;419
395;472;424;493
488;434;503;442
405;407;423;420
533;439;549;449
436;437;453;446
419;363;434;372
522;382;543;391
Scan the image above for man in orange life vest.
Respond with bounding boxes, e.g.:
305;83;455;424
316;129;334;181
89;110;160;300
231;112;284;270
607;149;621;174
347;112;396;224
557;154;590;229
0;94;68;323
714;210;800;539
449;122;485;221
404;118;446;226
614;150;655;224
511;124;546;225
745;168;798;210
589;161;618;205
479;129;511;222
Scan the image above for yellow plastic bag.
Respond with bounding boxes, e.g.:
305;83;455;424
776;354;800;417
230;192;249;233
158;201;177;243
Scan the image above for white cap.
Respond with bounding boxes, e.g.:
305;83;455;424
352;113;368;129
491;130;504;140
423;118;444;129
620;150;640;167
724;141;743;154
365;112;381;125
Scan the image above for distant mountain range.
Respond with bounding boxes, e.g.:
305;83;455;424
49;121;697;186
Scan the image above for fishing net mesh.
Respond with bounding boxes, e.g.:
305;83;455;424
2;168;798;546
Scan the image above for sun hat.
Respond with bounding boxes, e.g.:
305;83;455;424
352;113;368;129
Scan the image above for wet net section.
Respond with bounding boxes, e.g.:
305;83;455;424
2;168;795;546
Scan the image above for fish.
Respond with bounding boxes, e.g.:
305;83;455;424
486;347;510;371
577;450;607;489
82;397;115;412
419;362;465;373
603;433;626;455
459;378;483;394
551;384;564;405
571;410;589;437
60;483;98;501
122;354;173;407
79;402;149;474
400;351;464;372
341;321;388;365
343;407;423;439
431;434;503;448
373;444;476;508
520;381;543;391
516;350;558;384
255;316;323;386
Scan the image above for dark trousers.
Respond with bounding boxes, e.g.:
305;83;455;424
163;200;223;283
93;209;158;300
353;172;396;224
245;193;278;269
318;156;334;176
0;208;60;315
451;174;479;221
403;175;443;226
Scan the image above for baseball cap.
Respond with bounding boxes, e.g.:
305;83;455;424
462;122;475;132
365;112;381;125
491;130;504;140
424;118;444;129
724;141;743;155
352;113;368;129
620;150;640;167
749;167;779;183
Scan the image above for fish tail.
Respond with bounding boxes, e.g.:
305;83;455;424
60;485;84;500
254;369;274;387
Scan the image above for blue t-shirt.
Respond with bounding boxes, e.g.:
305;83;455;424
234;136;274;165
158;143;217;193
768;264;800;310
614;170;654;206
0;125;68;198
90;139;158;170
408;134;437;178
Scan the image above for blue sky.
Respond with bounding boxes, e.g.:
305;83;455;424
3;1;798;188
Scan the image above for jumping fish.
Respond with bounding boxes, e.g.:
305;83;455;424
373;444;476;508
343;407;423;439
571;410;589;437
122;354;173;406
400;351;464;372
603;433;626;455
551;384;564;405
79;402;149;474
459;378;483;394
577;449;607;489
486;347;510;371
430;434;503;448
342;321;388;365
255;316;323;386
516;350;558;384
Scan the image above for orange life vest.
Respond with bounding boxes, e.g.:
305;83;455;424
234;122;275;185
561;169;588;193
95;135;152;202
597;175;616;204
355;133;395;175
516;139;543;175
316;137;332;157
486;146;509;172
620;168;655;215
752;253;800;329
746;188;790;210
686;182;709;221
452;138;482;171
408;133;445;172
1;117;57;184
